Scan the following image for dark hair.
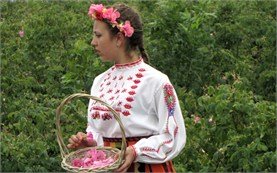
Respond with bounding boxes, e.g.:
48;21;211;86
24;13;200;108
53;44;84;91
104;4;149;63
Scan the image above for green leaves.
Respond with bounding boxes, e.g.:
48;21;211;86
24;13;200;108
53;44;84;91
175;77;276;172
1;0;276;172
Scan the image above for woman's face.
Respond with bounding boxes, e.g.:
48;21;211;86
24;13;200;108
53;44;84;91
91;20;118;62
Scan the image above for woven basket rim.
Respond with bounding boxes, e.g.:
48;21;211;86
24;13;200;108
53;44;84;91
62;146;122;172
55;93;127;172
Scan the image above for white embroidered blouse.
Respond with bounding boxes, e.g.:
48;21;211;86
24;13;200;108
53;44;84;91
86;58;186;163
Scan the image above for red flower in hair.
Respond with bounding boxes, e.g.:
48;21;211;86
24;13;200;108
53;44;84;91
88;4;104;19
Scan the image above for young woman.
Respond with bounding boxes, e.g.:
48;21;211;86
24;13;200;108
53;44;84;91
67;3;186;173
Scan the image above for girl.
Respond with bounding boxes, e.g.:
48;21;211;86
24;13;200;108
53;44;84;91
67;3;186;173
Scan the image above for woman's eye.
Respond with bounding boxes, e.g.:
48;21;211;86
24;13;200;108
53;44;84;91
95;34;101;38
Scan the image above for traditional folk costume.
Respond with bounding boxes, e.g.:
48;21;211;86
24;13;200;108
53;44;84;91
87;58;186;172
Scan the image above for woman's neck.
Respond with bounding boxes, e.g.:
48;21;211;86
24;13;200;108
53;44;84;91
114;51;140;65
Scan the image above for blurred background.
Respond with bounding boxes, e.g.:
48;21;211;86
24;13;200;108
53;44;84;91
1;0;276;172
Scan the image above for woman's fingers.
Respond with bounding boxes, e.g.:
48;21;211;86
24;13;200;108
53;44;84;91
67;132;96;149
116;156;131;172
116;161;130;173
67;143;75;149
113;152;120;160
115;147;136;172
71;135;80;143
77;132;86;140
68;137;74;144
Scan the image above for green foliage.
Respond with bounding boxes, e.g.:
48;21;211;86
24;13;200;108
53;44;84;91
1;0;276;172
175;77;276;172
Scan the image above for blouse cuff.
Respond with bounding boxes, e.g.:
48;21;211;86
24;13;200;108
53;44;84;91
129;145;137;162
132;143;143;162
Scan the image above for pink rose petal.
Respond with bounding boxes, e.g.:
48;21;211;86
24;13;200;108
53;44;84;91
86;132;94;143
71;149;115;168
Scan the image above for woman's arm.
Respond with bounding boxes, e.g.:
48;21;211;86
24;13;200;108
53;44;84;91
132;81;186;163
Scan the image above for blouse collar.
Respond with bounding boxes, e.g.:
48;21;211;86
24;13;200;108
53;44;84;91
114;57;143;69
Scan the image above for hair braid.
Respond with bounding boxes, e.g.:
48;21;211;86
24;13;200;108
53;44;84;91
138;41;149;63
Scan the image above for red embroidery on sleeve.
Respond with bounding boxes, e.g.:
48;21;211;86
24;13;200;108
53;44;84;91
126;97;134;102
135;73;143;78
124;104;132;109
163;83;176;116
131;85;138;89
138;68;146;72
128;91;136;95
141;138;173;153
133;79;140;84
102;113;112;120
91;111;100;119
122;110;130;116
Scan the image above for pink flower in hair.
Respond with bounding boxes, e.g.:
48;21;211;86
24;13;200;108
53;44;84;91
88;4;135;37
88;4;104;19
102;8;120;24
118;21;134;37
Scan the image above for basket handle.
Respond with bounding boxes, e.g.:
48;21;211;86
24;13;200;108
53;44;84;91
55;93;127;161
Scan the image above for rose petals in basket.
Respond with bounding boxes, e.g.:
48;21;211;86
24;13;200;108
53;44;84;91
56;93;126;172
90;157;115;168
85;148;106;160
72;158;83;167
72;148;115;168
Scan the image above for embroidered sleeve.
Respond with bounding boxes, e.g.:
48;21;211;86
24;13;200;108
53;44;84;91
86;123;104;146
163;83;176;117
133;81;186;163
86;76;104;146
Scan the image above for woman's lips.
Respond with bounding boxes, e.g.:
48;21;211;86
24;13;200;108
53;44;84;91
95;49;101;55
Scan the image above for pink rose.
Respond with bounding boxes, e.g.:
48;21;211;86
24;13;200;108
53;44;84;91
18;30;24;37
88;4;104;19
72;158;83;167
85;149;98;160
86;132;93;143
102;8;120;24
96;150;106;160
71;149;115;168
83;158;94;168
118;21;134;37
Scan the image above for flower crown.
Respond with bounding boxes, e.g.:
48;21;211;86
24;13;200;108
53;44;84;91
88;4;134;37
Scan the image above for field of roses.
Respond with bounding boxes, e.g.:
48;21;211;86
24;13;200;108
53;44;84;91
1;0;276;172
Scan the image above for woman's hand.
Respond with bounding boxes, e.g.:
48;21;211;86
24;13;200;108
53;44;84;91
67;132;97;149
115;146;136;173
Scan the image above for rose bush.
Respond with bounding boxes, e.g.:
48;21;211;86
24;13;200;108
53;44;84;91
1;0;275;172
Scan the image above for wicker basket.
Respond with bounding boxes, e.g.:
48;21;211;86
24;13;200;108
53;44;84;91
56;93;127;172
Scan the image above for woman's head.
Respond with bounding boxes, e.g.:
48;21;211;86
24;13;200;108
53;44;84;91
90;3;149;63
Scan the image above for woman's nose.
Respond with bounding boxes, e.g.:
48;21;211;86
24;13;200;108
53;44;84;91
91;37;97;46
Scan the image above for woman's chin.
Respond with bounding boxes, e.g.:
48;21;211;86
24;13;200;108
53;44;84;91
99;56;112;62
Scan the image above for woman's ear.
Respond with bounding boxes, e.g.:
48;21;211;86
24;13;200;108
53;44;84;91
115;32;125;47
